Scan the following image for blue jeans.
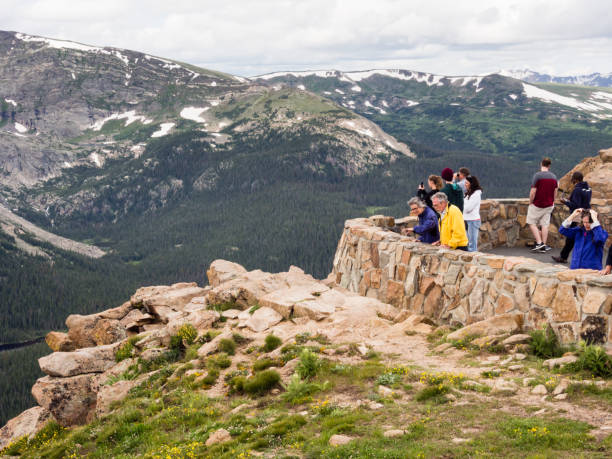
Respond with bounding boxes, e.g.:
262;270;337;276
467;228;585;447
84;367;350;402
466;220;481;252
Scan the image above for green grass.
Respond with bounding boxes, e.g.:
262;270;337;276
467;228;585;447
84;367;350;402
4;353;611;459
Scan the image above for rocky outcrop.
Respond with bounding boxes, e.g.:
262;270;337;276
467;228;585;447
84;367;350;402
38;343;122;377
32;374;100;427
0;406;51;450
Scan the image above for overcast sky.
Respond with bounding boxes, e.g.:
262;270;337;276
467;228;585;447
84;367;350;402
2;0;612;78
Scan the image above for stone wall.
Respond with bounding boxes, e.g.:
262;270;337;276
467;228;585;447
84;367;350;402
332;217;612;346
477;198;567;250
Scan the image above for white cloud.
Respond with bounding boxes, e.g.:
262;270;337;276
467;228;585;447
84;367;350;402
3;0;612;77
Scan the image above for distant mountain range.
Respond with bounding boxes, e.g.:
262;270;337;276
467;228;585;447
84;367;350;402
499;69;612;88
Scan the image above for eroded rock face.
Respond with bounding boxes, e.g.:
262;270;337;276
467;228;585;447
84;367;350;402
92;319;127;345
38;343;121;377
131;283;207;312
0;406;51;450
96;380;137;416
66;314;100;348
245;307;283;332
32;374;99;426
207;260;248;287
45;331;75;352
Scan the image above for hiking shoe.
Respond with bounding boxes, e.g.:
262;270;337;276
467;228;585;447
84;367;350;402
551;256;567;263
531;243;545;252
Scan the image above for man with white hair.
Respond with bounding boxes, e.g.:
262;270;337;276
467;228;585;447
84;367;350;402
431;192;468;250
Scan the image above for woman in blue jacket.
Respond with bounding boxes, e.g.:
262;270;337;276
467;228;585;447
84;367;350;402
552;172;592;263
559;208;608;270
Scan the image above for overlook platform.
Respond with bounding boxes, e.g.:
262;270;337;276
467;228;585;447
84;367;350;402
332;211;612;346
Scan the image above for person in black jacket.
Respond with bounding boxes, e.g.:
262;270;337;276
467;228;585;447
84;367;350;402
417;175;443;210
552;172;592;263
601;248;612;276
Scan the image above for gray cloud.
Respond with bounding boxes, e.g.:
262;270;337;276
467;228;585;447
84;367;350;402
2;0;611;77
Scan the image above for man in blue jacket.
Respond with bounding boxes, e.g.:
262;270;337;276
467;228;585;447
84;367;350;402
402;197;440;243
559;208;608;270
552;172;592;263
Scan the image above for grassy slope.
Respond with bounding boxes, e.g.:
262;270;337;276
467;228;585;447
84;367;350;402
3;329;611;458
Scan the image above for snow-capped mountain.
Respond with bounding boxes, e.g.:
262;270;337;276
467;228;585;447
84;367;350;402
500;69;612;88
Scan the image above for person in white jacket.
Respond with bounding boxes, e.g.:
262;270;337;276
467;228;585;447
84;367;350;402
463;175;482;252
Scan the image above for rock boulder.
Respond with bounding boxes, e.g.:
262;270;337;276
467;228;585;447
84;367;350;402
32;374;99;426
0;406;51;450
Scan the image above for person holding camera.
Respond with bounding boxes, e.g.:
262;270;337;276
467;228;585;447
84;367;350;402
552;171;592;264
453;167;470;194
417;175;443;210
559;208;608;270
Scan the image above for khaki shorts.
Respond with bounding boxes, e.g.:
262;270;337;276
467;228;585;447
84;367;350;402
526;204;553;226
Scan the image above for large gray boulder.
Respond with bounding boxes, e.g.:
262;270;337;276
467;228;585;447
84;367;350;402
447;314;523;341
38;343;121;377
0;406;51;450
32;374;99;426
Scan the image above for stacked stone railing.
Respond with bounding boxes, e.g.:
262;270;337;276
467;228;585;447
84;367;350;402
477;198;564;249
477;198;611;250
332;216;612;346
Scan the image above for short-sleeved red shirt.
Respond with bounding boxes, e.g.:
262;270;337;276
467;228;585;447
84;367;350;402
531;170;558;208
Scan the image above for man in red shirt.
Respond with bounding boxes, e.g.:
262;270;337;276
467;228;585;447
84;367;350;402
527;157;558;252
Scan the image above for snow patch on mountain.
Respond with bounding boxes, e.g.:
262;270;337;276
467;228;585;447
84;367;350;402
15;32;130;67
89;152;103;167
256;70;340;80
151;123;175;138
14;123;27;133
180;107;209;123
5;98;17;106
91;111;152;131
256;68;489;89
522;84;612;116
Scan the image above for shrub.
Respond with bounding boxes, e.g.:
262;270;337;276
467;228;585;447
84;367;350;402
177;323;198;345
207;301;237;312
529;326;563;359
198;330;221;344
377;372;402;387
227;375;247;394
295;332;311;344
202;369;220;387
263;334;282;352
170;334;183;350
115;336;140;362
297;349;320;379
243;370;281;395
253;358;278;372
218;338;236;355
415;384;450;402
282;374;329;404
207;353;232;369
568;342;612;378
232;333;250;345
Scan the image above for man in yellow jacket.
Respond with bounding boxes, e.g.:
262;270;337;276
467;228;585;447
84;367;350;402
431;192;469;251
